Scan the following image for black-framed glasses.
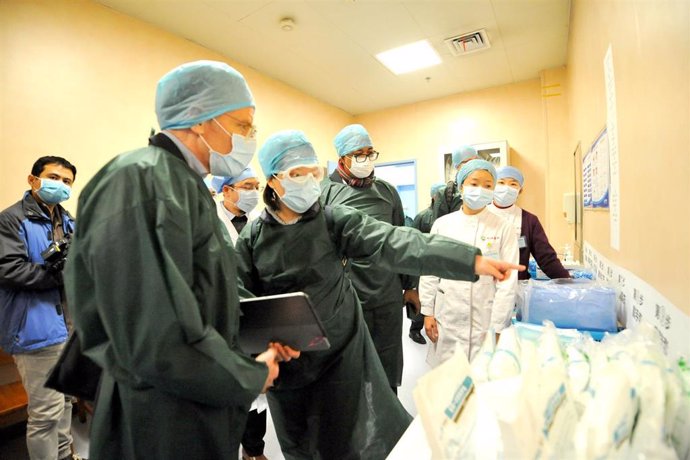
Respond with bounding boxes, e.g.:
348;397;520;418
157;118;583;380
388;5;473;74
348;150;379;163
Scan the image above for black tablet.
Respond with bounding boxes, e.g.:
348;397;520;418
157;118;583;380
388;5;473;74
239;292;330;354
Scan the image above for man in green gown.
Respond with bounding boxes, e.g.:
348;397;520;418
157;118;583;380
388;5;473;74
64;61;295;459
321;124;417;393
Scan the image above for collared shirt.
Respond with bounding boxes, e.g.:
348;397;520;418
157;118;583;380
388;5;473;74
161;130;207;176
220;203;249;233
220;203;239;222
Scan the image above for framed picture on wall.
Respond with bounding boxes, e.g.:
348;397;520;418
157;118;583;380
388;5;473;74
438;140;510;182
441;152;454;183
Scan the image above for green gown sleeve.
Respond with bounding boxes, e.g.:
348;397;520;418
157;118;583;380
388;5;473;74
66;166;267;408
330;205;480;282
382;181;418;291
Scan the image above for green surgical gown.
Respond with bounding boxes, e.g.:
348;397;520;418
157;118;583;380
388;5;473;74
64;135;268;460
431;182;463;221
234;203;480;459
321;176;414;387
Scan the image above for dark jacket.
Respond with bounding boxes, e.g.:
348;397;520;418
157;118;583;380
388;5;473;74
0;192;73;353
431;180;463;222
412;205;433;234
520;209;570;280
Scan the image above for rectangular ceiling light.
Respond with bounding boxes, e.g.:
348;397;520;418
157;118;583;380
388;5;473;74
376;40;441;75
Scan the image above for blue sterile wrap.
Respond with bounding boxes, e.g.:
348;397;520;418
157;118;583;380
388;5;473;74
522;279;617;332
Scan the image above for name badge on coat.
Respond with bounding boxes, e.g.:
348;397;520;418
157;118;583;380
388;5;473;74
518;236;527;249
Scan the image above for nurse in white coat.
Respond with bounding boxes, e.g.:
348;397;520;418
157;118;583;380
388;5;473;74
420;159;519;366
212;167;261;245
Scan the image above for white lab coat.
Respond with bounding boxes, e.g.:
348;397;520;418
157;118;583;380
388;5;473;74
488;203;522;239
419;207;519;366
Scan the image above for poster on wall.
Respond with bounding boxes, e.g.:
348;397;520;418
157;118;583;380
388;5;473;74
582;127;610;209
604;44;621;250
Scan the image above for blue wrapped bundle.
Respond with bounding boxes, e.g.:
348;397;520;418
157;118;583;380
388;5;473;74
523;279;617;332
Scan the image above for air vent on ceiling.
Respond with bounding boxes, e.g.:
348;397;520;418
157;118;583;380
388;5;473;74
445;29;491;56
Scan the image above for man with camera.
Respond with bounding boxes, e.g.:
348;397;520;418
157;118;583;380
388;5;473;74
0;156;77;460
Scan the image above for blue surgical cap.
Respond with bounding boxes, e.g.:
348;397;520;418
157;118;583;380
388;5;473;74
333;124;373;157
456;159;497;187
430;182;445;197
496;166;524;187
451;146;479;168
259;130;318;178
210;167;258;193
156;60;255;130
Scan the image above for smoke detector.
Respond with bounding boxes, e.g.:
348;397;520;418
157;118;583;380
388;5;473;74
280;17;295;31
445;29;491;56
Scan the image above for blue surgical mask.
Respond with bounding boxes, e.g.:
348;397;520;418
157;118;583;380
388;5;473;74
279;174;321;213
462;186;494;210
235;189;260;214
35;178;71;205
493;185;519;207
200;119;257;177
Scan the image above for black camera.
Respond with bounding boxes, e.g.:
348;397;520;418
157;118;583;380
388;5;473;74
41;234;71;272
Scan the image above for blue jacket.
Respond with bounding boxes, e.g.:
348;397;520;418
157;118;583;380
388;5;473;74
0;192;74;353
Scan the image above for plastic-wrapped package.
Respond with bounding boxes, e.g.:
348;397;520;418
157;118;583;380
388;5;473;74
476;374;536;459
564;336;595;417
523;279;617;332
628;356;677;459
524;322;578;459
487;326;521;381
671;357;690;459
415;342;502;459
601;325;680;458
573;357;639;459
470;328;495;384
475;326;539;459
417;321;688;459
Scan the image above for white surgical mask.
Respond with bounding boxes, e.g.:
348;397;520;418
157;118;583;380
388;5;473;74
493;185;519;207
348;159;374;179
200;119;256;177
279;174;321;213
462;186;494;210
234;189;260;214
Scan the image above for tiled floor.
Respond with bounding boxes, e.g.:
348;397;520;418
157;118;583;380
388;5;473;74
0;309;432;459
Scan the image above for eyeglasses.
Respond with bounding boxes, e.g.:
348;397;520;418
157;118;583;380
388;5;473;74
231;184;263;192
347;150;379;163
224;115;257;139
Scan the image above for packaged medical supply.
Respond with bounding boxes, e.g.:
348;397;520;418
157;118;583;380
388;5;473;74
522;279;617;332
